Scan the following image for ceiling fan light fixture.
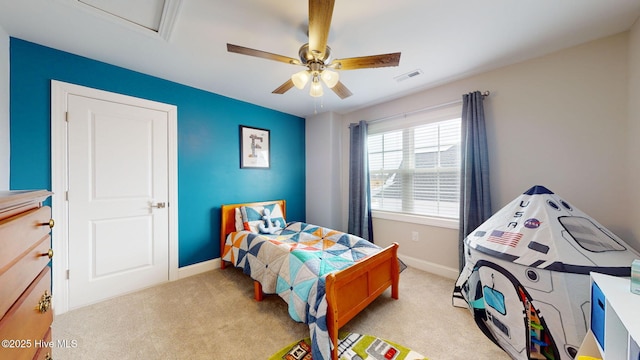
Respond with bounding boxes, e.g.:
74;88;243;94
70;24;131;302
309;76;323;97
226;0;400;100
320;69;339;88
291;70;310;89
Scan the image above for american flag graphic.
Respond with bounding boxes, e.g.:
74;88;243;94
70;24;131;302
487;230;523;247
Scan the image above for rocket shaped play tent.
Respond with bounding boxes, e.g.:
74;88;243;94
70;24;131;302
453;185;640;360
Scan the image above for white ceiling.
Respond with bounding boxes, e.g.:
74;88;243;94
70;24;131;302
0;0;639;118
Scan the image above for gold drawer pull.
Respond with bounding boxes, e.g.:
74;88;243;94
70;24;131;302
42;249;54;259
36;290;52;313
39;219;54;229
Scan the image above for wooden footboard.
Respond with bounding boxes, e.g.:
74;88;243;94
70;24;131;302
325;242;399;360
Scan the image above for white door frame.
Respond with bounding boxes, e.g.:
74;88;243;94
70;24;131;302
51;80;179;315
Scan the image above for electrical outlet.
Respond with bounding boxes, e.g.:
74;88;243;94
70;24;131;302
411;231;419;242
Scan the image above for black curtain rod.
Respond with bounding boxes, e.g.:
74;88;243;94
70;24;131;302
357;90;490;126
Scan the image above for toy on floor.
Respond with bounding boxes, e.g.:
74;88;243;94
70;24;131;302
453;185;640;360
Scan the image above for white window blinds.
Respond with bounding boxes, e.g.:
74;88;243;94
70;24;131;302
368;104;461;219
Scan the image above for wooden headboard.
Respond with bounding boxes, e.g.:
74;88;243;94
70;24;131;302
219;200;286;263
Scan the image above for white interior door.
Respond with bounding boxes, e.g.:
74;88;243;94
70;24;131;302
67;94;170;309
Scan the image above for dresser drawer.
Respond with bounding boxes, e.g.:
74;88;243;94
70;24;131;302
0;267;53;360
33;327;52;360
0;235;52;319
0;206;52;272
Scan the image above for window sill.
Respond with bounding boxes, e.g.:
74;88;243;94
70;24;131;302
371;210;459;230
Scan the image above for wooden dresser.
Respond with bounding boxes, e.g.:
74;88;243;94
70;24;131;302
0;190;54;360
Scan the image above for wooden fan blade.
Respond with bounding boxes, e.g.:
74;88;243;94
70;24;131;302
331;52;401;70
308;0;335;58
227;43;301;65
331;81;352;99
272;79;295;94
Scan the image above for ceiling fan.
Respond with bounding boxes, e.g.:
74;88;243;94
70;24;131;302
226;0;401;99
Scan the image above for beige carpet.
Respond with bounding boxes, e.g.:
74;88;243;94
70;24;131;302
52;266;510;359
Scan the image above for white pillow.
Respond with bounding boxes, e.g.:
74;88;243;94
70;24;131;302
234;208;244;232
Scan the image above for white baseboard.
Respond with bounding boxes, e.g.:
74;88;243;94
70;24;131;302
177;258;220;279
399;253;459;280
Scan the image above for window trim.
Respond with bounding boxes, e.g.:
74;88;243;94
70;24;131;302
371;210;459;229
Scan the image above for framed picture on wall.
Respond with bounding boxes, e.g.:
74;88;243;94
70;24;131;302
240;125;270;169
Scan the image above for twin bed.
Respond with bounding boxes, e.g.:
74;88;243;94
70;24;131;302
219;200;400;360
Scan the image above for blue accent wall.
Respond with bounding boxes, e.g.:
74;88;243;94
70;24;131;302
9;38;306;267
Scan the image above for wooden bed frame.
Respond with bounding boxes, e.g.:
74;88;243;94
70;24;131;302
219;200;400;360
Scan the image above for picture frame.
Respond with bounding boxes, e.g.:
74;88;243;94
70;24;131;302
239;125;270;169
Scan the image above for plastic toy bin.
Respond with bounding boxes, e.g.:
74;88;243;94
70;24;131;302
630;336;639;360
590;281;606;350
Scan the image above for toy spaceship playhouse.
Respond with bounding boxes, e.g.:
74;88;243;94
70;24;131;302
453;185;640;359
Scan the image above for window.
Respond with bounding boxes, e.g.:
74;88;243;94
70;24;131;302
558;216;626;252
367;105;461;220
483;286;507;315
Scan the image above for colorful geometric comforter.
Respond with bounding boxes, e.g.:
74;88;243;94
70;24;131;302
222;221;382;360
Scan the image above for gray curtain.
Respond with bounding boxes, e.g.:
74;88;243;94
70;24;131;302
348;120;374;242
458;91;491;271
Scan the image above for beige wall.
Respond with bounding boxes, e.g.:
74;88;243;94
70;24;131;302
334;32;637;278
0;28;8;190
305;112;343;229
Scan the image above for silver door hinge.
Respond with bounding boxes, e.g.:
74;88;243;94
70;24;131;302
66;269;70;279
65;191;69;201
65;112;69;122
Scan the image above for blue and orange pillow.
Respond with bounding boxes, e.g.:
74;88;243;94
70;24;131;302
239;203;286;234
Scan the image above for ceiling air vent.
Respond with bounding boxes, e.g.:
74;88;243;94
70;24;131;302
394;69;423;82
